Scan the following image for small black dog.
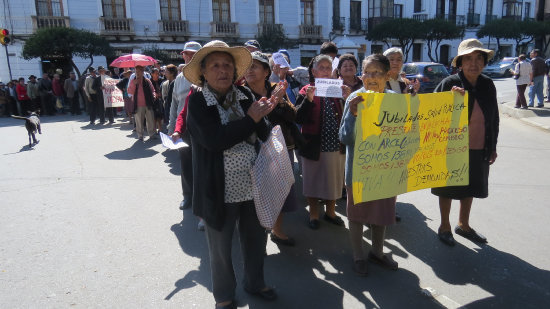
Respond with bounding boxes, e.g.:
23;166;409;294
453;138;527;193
11;111;42;147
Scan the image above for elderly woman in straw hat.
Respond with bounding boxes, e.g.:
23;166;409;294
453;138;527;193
183;40;277;308
432;38;499;247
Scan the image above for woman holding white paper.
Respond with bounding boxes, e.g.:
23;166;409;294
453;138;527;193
295;54;351;230
339;54;399;276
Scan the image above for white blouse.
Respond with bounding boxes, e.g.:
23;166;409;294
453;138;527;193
515;61;532;86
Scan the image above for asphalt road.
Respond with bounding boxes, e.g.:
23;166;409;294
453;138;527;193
1;77;549;308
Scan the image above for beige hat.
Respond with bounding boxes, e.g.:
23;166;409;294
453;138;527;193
452;38;495;67
183;40;252;86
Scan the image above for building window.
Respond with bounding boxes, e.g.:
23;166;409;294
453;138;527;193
503;1;522;18
468;0;475;14
213;0;231;23
436;0;445;16
260;0;275;24
350;1;361;27
412;43;422;62
36;0;63;16
394;4;403;18
333;0;340;19
301;0;314;25
369;0;394;18
414;0;422;13
160;0;181;20
102;0;126;18
486;0;493;15
524;2;531;19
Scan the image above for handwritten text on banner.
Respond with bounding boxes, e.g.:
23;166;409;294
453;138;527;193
102;78;125;108
352;91;469;203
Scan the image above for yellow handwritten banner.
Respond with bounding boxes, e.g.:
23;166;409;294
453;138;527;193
352;91;469;203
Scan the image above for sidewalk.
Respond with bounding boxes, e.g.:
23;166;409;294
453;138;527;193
499;100;550;131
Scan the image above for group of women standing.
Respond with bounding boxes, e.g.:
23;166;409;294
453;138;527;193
180;38;499;308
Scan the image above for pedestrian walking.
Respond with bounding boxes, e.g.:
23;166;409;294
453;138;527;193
528;49;546;108
27;75;40;112
513;54;532;109
84;67;99;125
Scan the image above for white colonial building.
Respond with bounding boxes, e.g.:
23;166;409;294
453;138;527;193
0;0;543;82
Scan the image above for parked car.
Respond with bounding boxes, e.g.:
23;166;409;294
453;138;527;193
402;62;450;93
482;57;518;78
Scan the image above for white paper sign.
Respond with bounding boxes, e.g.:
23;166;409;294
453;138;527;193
332;57;340;71
160;132;189;149
314;78;343;98
102;78;125;108
272;52;290;68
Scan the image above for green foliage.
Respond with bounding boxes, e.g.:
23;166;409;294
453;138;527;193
22;27;113;76
421;18;464;62
255;25;292;53
141;45;169;65
478;19;547;58
366;18;424;60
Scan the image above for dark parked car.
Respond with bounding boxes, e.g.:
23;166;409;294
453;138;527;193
402;62;450;93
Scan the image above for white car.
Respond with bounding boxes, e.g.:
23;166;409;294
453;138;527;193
482;57;518;78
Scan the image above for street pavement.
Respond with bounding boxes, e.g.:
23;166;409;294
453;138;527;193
1;76;550;308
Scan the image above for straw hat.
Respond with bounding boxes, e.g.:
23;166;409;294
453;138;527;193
452;38;494;67
183;40;252;86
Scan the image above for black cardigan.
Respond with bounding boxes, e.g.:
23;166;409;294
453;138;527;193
434;71;499;159
186;85;270;231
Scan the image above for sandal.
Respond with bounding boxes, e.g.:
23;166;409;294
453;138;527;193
368;252;398;270
353;259;368;276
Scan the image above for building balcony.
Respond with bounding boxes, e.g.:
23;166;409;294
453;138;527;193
412;13;428;22
99;17;134;36
31;16;70;30
349;18;368;33
485;14;498;23
258;23;283;36
158;20;189;37
435;14;465;26
332;17;345;33
299;24;322;39
466;13;480;27
211;22;239;37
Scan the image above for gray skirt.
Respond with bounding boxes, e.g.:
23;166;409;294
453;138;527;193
301;151;345;200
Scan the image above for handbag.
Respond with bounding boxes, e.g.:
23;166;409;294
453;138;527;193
250;125;295;229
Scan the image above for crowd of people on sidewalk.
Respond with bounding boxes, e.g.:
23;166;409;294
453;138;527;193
154;38;502;309
513;48;550;109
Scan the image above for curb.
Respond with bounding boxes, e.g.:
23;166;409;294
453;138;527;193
499;101;550;131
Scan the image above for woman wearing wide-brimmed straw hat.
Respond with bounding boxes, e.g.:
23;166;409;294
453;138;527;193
432;38;499;247
183;40;277;308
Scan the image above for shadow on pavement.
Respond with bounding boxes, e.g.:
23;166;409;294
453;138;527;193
166;211;211;301
160;148;181;176
388;203;550;308
104;139;158;160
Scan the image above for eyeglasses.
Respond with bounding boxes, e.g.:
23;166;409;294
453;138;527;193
363;71;386;78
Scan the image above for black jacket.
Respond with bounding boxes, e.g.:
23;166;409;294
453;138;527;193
186;85;270;231
434;71;499;159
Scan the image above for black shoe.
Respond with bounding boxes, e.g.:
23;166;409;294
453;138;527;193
244;287;277;301
438;229;455;246
215;300;236;309
270;234;296;246
309;219;320;230
179;199;191;210
455;225;487;243
323;213;344;226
